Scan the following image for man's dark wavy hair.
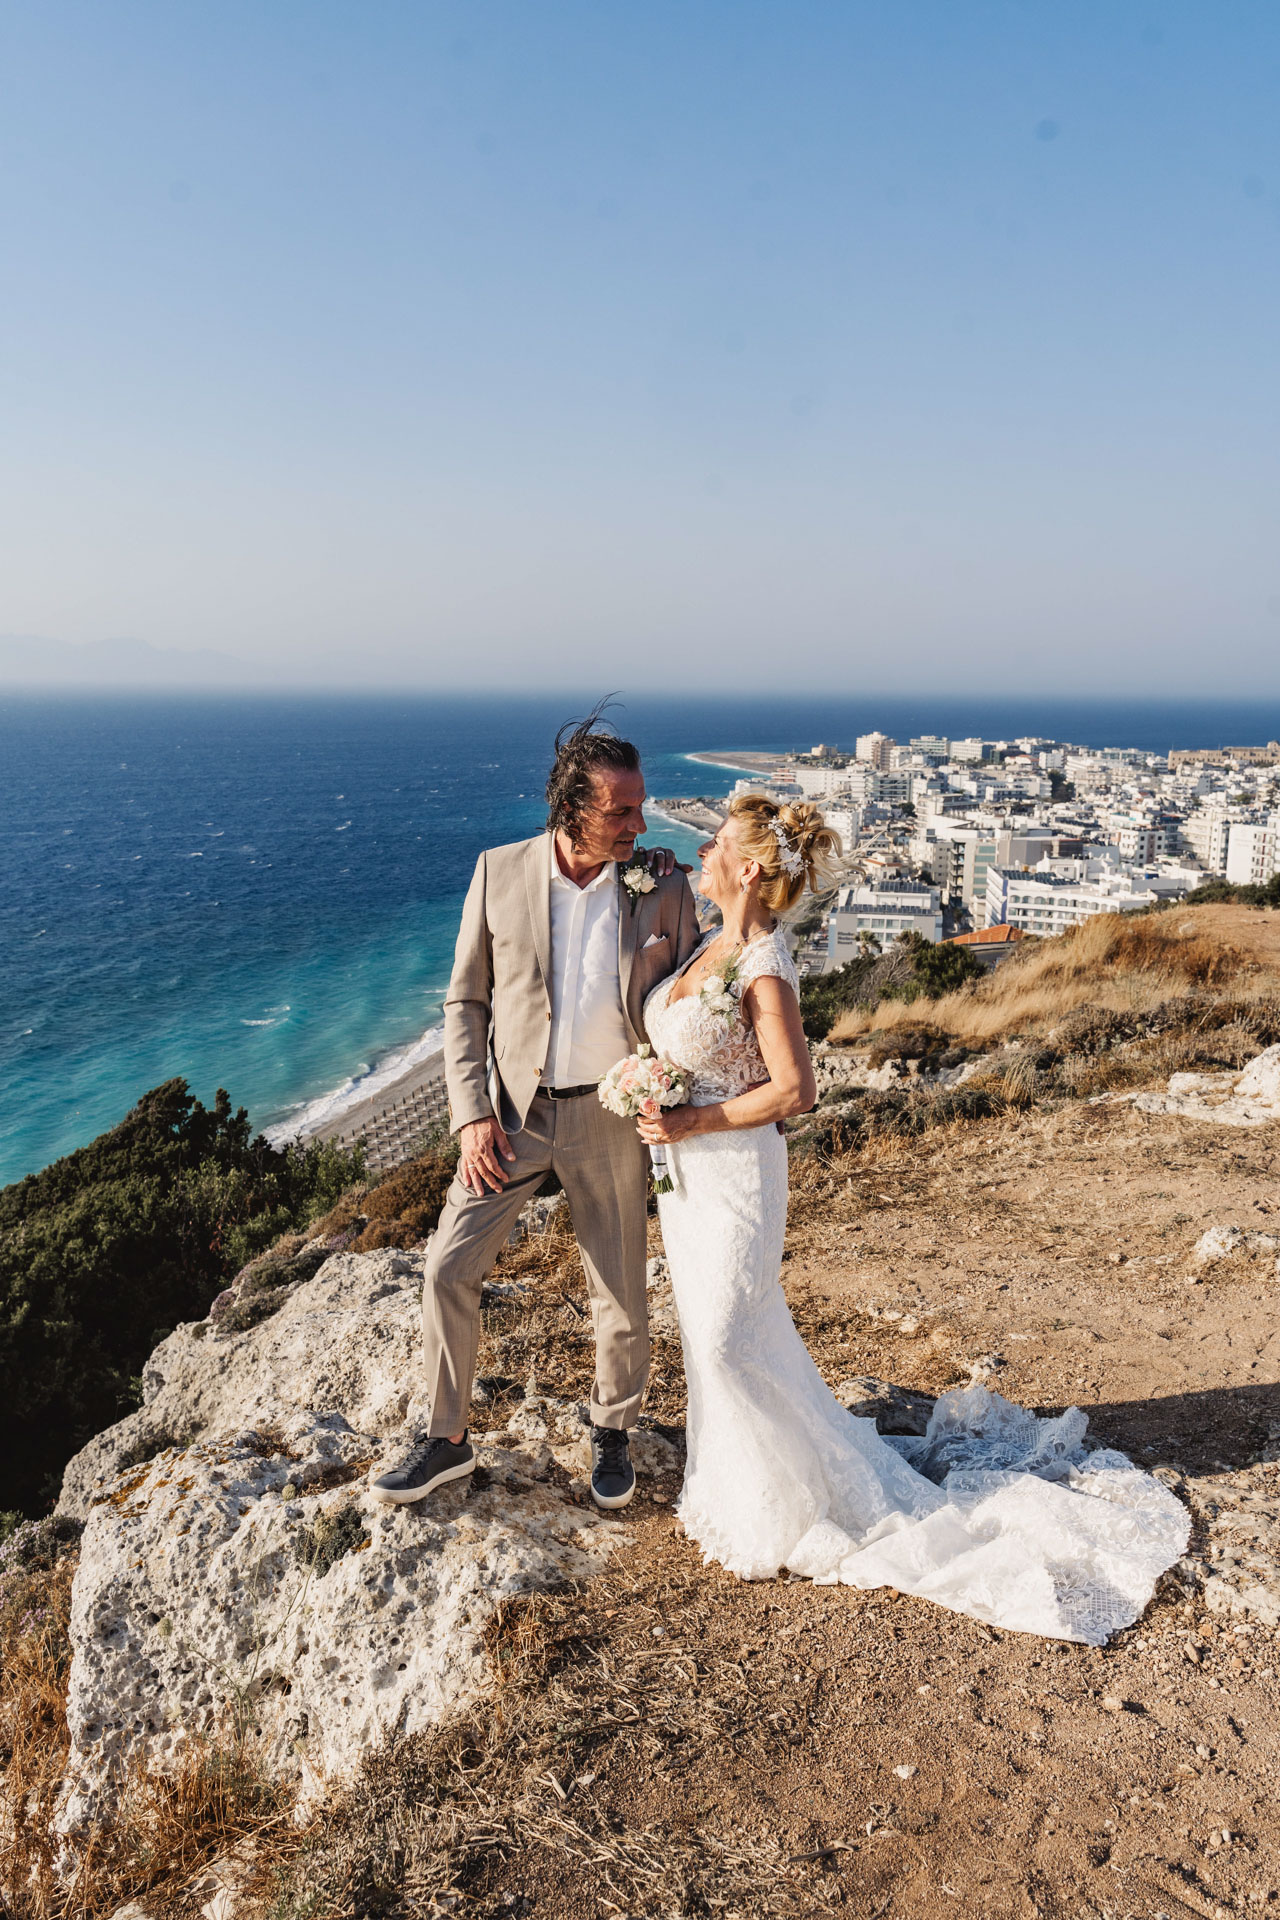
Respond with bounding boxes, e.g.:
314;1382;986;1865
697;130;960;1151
545;697;642;844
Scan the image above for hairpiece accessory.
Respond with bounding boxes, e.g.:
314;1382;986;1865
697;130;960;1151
768;816;805;878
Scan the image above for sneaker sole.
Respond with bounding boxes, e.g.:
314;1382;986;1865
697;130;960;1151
590;1477;636;1511
369;1457;475;1505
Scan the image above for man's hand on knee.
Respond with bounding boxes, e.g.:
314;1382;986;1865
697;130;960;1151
459;1117;516;1193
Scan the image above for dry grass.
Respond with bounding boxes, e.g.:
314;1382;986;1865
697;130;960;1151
265;1555;842;1920
830;909;1263;1049
0;1545;302;1919
0;1555;76;1916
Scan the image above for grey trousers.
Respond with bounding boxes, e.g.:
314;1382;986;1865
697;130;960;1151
421;1091;650;1437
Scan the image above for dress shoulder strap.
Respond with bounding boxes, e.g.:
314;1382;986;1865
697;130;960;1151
738;928;799;993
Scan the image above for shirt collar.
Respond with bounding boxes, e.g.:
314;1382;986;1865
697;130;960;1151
549;831;616;894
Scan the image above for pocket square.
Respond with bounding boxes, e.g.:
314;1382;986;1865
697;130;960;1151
642;933;668;949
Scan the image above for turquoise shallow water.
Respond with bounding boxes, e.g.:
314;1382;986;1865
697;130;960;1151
0;693;727;1184
4;689;1277;1187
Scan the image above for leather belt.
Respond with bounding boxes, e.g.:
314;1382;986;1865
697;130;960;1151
540;1081;598;1100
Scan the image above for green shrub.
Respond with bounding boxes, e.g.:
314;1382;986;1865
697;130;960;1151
901;940;988;999
1184;875;1280;908
799;947;912;1040
0;1079;364;1516
799;935;988;1041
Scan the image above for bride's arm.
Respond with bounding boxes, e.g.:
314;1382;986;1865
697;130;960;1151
636;975;816;1143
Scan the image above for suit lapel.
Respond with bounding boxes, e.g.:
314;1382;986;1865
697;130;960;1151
618;863;644;1036
525;836;553;995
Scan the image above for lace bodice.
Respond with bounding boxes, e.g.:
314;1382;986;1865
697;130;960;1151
643;927;801;1105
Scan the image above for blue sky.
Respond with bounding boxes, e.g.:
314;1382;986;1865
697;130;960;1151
1;2;1277;692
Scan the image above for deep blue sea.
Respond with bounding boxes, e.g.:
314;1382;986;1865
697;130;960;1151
4;690;1279;1189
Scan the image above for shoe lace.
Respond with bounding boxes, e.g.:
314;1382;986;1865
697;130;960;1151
402;1434;444;1472
593;1427;629;1470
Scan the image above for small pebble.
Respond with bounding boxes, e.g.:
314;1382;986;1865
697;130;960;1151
1101;1694;1127;1713
894;1764;918;1779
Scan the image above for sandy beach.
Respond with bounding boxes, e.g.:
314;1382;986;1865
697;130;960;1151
303;1047;450;1172
686;748;793;776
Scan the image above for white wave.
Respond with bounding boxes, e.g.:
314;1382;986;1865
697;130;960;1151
263;1019;446;1146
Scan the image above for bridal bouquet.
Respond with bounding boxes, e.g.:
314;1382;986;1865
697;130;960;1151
597;1044;690;1194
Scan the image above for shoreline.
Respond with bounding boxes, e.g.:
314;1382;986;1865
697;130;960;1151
264;1021;446;1149
268;1038;451;1171
685;748;793;776
269;787;733;1171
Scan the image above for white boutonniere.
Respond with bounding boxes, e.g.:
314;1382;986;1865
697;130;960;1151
699;950;743;1023
621;859;657;916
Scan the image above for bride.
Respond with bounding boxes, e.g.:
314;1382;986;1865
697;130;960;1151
637;794;1188;1644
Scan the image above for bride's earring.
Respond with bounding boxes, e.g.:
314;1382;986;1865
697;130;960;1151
740;876;750;893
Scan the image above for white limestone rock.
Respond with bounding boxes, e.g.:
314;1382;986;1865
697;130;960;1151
58;1250;435;1521
818;1055;983;1097
646;1254;678;1338
1132;1043;1280;1128
53;1247;638;1834
60;1412;622;1832
1178;1464;1280;1628
1190;1225;1280;1276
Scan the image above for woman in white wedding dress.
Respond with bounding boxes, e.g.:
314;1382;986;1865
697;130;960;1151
637;794;1188;1645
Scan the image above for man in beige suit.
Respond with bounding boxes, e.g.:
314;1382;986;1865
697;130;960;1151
372;712;701;1510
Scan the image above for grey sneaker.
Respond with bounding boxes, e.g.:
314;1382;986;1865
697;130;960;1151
370;1431;475;1505
590;1426;635;1510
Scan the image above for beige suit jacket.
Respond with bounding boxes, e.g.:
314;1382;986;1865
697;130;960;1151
443;833;703;1132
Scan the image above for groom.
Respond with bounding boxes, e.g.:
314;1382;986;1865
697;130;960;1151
372;710;701;1511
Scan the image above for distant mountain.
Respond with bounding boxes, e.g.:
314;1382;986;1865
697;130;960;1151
0;634;272;687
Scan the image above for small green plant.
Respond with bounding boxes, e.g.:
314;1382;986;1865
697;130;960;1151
294;1503;369;1580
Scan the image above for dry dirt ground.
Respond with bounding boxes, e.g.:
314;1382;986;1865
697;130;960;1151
366;1087;1280;1920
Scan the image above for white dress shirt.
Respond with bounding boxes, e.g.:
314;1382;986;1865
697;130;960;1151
546;833;630;1087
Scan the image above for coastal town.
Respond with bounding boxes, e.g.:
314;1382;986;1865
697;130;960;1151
672;729;1280;974
313;731;1280;1172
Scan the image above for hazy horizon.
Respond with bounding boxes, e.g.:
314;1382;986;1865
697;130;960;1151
3;3;1279;697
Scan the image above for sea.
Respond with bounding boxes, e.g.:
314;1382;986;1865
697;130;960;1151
4;690;1279;1190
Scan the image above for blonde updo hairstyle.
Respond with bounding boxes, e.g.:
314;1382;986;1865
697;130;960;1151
726;794;842;912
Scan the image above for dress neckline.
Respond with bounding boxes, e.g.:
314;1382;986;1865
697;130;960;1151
664;924;780;1008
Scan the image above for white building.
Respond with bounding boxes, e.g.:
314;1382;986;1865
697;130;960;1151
950;738;987;763
794;764;855;799
929;823;1000;919
827;879;944;956
984;863;1163;937
821;804;860;852
877;771;916;806
855;731;894;770
1180;808;1232;876
1064;755;1114;796
909;734;950;762
1225;819;1280;887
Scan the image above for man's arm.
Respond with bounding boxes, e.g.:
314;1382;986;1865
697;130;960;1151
670;867;703;967
444;853;519;1192
443;852;498;1132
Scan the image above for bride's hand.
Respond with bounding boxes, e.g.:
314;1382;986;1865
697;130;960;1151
636;1106;701;1145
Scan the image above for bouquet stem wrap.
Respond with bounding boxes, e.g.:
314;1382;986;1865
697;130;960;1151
597;1044;690;1197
